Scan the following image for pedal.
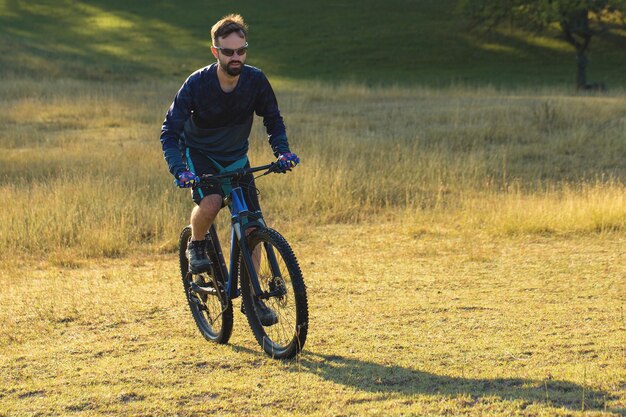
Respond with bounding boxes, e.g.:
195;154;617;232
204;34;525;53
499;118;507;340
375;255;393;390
190;281;217;296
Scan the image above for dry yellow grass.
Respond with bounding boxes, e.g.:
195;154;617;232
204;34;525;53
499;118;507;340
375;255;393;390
0;224;624;416
0;78;624;258
0;76;624;416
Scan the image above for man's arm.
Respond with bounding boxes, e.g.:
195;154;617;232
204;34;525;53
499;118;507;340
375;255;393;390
254;74;291;157
160;76;195;176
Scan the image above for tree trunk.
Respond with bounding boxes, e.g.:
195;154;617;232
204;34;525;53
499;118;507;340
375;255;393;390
561;9;592;90
575;48;588;90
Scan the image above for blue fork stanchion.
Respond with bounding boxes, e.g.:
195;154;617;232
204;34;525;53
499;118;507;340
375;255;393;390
228;185;264;298
230;188;250;219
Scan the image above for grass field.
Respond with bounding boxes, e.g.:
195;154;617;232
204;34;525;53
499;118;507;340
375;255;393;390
0;77;624;416
1;1;625;416
0;78;624;259
1;226;624;416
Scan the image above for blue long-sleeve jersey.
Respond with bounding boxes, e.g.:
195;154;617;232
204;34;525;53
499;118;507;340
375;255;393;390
160;63;290;175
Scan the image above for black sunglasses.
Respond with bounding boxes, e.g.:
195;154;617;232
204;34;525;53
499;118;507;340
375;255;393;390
213;42;248;57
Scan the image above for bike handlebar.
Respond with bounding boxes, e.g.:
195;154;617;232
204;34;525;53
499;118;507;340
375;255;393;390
195;162;287;187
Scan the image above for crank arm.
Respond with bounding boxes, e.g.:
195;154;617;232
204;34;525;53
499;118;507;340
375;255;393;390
189;281;218;296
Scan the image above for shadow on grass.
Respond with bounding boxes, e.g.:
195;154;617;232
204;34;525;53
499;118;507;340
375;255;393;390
290;352;616;413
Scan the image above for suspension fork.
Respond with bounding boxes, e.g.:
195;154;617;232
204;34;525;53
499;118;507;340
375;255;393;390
263;241;283;280
226;219;265;299
227;186;283;298
233;222;264;297
207;225;228;282
239;226;286;299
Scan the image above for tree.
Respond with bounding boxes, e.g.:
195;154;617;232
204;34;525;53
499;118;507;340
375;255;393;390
460;0;626;89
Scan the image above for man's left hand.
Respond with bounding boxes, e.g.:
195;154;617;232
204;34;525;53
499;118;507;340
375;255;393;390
277;152;300;170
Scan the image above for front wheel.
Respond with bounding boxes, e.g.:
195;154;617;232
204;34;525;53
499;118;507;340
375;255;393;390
240;227;308;359
179;226;233;344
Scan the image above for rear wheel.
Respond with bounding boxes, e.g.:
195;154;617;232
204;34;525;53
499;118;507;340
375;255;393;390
179;226;233;343
240;227;308;359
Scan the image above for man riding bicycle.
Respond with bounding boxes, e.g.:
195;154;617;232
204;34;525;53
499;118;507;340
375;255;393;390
160;14;299;324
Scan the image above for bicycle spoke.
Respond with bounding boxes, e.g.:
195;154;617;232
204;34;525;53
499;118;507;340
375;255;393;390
179;226;233;344
241;228;308;358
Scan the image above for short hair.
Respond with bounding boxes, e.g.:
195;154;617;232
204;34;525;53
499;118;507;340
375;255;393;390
211;14;248;46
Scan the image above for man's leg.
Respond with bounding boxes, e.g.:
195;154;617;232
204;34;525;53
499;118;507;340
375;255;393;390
191;194;223;241
187;194;223;273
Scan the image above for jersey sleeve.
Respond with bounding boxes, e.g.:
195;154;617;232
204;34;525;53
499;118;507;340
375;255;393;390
160;75;195;175
254;73;291;157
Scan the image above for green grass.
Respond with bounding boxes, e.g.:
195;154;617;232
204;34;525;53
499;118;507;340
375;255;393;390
1;0;625;86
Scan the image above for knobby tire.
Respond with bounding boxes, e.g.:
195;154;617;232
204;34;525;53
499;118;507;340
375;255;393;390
240;227;308;359
179;226;233;344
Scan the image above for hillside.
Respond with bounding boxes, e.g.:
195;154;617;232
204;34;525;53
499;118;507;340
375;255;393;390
1;0;625;87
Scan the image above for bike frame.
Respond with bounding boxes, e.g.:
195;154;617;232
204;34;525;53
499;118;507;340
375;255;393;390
201;166;284;305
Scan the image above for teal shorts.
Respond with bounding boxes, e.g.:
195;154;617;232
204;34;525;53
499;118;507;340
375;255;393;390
185;147;261;212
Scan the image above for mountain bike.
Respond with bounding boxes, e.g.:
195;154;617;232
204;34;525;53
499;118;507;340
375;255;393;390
178;162;308;359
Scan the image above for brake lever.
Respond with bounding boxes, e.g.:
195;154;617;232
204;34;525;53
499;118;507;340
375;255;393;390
193;174;217;189
267;162;290;174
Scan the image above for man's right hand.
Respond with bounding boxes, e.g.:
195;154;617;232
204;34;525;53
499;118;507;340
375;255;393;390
175;170;199;188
